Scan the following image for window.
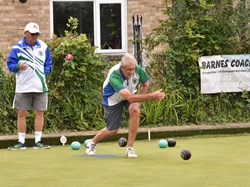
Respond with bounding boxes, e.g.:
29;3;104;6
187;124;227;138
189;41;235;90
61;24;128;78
100;4;121;50
53;1;94;44
50;0;127;53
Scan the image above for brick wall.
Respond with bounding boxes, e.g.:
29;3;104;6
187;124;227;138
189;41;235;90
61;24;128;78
0;0;167;57
0;0;50;56
127;0;167;54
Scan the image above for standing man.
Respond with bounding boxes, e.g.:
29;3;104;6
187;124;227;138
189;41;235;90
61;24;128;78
86;53;165;158
6;22;52;150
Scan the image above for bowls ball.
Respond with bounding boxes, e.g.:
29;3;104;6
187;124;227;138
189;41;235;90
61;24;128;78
181;149;191;160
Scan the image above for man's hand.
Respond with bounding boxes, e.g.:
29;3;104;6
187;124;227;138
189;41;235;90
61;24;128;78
151;90;165;100
129;102;140;112
19;62;27;70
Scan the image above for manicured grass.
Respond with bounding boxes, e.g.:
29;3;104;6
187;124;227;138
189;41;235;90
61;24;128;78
1;134;250;187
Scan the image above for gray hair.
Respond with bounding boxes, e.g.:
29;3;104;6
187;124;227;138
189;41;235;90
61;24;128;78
120;53;137;67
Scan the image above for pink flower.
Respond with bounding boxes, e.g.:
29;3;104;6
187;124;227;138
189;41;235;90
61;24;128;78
65;54;74;60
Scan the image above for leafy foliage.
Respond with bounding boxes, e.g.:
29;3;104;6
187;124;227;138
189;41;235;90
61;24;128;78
142;0;250;126
45;17;107;132
0;52;17;134
0;17;107;134
1;2;250;134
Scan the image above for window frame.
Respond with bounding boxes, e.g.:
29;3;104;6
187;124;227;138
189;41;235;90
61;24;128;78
50;0;127;54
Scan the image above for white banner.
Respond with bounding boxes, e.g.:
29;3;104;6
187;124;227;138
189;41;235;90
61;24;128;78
198;54;250;94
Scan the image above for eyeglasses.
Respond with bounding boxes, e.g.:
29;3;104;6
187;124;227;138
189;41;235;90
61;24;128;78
28;32;40;36
124;67;135;72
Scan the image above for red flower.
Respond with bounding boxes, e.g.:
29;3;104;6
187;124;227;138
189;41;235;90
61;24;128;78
65;54;74;60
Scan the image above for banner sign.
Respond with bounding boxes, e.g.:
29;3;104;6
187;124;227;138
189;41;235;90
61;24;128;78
198;54;250;94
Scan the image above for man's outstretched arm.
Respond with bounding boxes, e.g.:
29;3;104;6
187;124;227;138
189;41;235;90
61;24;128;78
119;85;165;103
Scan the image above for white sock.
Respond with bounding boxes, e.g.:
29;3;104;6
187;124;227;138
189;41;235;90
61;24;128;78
35;131;42;143
18;132;25;144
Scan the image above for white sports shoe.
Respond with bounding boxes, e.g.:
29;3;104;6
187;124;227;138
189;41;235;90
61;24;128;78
86;143;96;156
126;147;138;158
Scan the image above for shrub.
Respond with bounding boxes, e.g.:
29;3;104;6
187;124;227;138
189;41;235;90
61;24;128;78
142;0;250;125
45;17;107;132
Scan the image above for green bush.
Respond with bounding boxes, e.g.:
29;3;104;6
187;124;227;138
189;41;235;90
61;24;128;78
2;3;250;134
141;0;250;125
45;17;107;132
0;17;108;135
0;52;17;134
